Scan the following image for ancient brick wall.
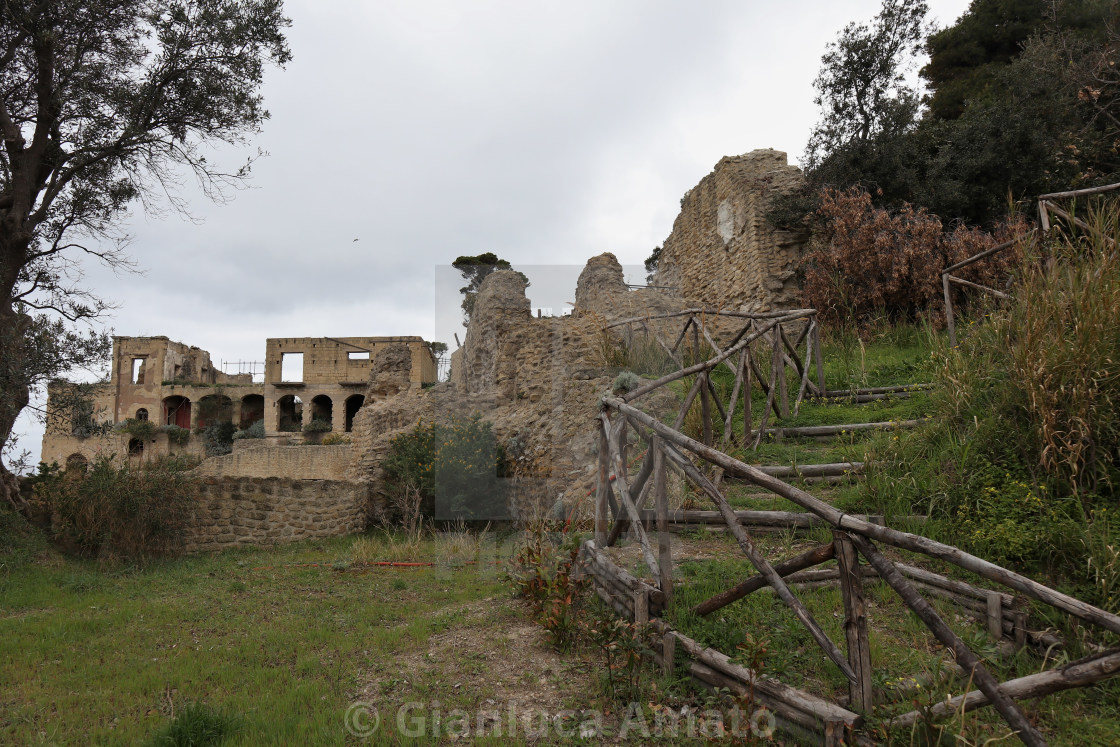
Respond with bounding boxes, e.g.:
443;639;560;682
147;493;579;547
193;444;354;480
654;149;805;313
183;476;366;553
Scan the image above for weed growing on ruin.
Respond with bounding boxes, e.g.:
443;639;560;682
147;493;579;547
302;418;332;434
321;433;350;445
159;424;191;446
115;417;158;441
200;421;236;456
231;420;265;440
30;455;197;560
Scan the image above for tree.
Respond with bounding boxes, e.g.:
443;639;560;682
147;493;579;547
0;0;291;511
804;0;930;171
451;252;527;325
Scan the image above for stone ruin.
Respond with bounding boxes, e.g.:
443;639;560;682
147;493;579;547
653;148;804;312
38;147;807;545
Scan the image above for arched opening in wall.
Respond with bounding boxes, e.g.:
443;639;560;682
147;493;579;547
128;438;144;456
239;394;264;429
65;453;88;471
162;396;191;428
344;395;365;432
277;395;303;432
135;408;149;421
196;394;233;430
309;395;333;430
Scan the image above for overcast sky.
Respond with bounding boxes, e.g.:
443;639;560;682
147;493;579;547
12;0;973;466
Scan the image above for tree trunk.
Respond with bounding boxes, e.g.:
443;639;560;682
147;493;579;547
0;306;32;515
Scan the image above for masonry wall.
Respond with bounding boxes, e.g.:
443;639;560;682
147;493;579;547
194;445;354;480
183;476;366;553
654;149;805;313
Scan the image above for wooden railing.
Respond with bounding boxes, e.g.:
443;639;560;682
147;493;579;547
943;181;1120;346
590;323;1120;745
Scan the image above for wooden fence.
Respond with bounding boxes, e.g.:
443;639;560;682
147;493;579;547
588;322;1120;746
943;181;1120;346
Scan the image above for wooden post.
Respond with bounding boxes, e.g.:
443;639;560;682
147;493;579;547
776;329;789;419
986;591;1004;642
834;531;873;711
812;321;826;397
653;438;672;606
634;589;649;624
701;371;713;446
1039;200;1052;232
743;348;753;445
943;273;957;348
595;421;610;544
661;632;676;676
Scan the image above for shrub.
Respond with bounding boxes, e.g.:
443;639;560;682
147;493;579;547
159;424;191;446
322;433;351;445
32;455;197;560
201;422;236;456
145;701;240;747
383;415;510;520
611;370;640;394
115;417;158;442
506;521;587;652
232;420;265;440
804;187;1027;328
302;418;332;433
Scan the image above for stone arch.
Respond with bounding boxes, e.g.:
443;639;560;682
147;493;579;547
239;394;264;429
197;394;233;429
277;394;303;432
162;396;191;428
344;394;365;432
65;453;88;471
309;394;333;429
135;407;149;421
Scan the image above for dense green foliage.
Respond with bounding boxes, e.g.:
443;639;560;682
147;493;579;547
31;455;198;559
383;415;511;521
786;0;1120;229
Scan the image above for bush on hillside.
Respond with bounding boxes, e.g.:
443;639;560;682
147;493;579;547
803;187;1028;328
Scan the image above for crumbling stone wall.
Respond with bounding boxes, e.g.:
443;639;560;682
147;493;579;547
654;149;805;313
183;476;365;553
351;255;685;519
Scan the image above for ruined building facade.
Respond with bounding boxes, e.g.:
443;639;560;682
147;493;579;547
41;335;437;467
654;149;805;312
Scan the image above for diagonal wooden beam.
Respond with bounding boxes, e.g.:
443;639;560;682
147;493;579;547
846;532;1046;747
657;440;857;682
693;542;835;616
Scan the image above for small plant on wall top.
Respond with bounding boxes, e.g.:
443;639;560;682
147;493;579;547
302;419;332;434
232;420;265;440
159;424;191;446
115;418;157;442
321;433;350;445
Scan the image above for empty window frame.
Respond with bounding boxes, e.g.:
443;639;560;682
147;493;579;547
131;358;146;384
347;351;370;361
280;352;304;382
